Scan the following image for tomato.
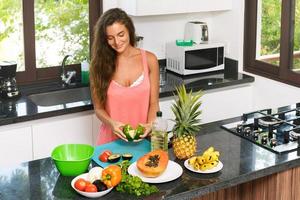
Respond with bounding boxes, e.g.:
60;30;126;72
98;150;112;162
99;153;109;162
85;184;98;192
85;180;91;185
74;178;87;191
102;150;112;156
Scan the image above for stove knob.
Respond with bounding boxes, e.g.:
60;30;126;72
252;131;259;141
253;118;259;130
261;136;268;145
243;127;251;137
242;114;248;122
270;138;277;147
283;131;290;144
237;124;243;133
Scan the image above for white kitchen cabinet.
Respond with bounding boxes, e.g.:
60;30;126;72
200;85;253;123
32;112;93;160
117;0;232;16
0;125;32;166
92;114;102;146
159;84;253;127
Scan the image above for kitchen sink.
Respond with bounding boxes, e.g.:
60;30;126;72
28;87;91;107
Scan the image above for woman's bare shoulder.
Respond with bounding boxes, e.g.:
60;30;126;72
145;50;158;68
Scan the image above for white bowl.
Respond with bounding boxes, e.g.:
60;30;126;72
71;173;113;198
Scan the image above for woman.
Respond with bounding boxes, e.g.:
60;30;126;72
90;8;160;145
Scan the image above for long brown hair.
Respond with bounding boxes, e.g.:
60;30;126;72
90;8;136;105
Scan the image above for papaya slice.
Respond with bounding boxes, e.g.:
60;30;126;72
136;150;169;178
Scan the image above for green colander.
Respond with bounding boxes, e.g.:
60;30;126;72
51;144;94;176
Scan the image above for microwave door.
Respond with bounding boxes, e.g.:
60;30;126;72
185;48;218;70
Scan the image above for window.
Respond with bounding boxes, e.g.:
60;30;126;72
244;0;300;87
0;0;24;71
0;0;101;84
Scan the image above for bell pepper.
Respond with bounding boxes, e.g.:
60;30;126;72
134;124;145;139
101;165;122;188
123;124;134;141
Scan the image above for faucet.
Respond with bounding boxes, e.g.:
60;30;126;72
61;55;76;85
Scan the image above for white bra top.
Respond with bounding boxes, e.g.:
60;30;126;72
130;74;144;87
113;73;144;87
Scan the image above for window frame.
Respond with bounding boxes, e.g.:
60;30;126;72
16;0;102;85
244;0;300;87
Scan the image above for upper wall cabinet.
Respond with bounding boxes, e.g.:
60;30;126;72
117;0;232;16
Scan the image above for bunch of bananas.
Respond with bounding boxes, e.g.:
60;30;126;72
188;146;220;171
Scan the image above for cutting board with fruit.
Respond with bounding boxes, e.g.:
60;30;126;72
92;139;151;168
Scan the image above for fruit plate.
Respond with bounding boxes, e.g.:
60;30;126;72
128;160;183;183
71;173;113;198
184;159;223;174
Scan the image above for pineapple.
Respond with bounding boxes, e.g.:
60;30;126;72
171;85;203;160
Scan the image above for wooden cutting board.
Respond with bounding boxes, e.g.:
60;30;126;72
92;139;151;168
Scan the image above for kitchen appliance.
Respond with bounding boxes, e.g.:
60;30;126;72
0;99;17;118
222;103;300;154
166;42;224;75
184;21;208;44
135;35;144;48
0;61;20;99
159;65;167;86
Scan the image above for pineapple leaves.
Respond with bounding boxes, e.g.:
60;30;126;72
171;85;203;137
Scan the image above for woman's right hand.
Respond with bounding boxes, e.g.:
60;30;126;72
110;121;128;142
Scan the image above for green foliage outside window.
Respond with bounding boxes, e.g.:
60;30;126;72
0;0;89;69
261;0;300;68
0;0;21;42
35;0;89;67
261;0;281;56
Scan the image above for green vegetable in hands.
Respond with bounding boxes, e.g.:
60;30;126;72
134;124;145;139
123;124;135;141
123;124;133;135
122;124;145;141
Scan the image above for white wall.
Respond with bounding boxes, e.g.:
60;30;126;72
103;0;230;59
250;74;300;110
211;0;245;61
103;0;300;111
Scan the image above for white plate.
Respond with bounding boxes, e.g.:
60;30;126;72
71;173;113;198
184;159;223;174
128;160;183;183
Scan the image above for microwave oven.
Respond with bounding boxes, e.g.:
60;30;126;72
166;42;225;75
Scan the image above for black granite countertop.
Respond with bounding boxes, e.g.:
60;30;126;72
1;117;300;200
0;69;254;126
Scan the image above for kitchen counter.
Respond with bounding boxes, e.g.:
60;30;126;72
0;69;254;126
1;117;300;200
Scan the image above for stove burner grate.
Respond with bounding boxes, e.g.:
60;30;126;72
258;116;281;127
221;102;300;154
290;128;300;139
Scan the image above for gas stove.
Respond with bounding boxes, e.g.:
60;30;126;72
222;103;300;154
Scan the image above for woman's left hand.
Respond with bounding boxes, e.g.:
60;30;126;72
138;123;152;138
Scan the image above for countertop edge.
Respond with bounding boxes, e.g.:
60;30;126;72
166;158;300;200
